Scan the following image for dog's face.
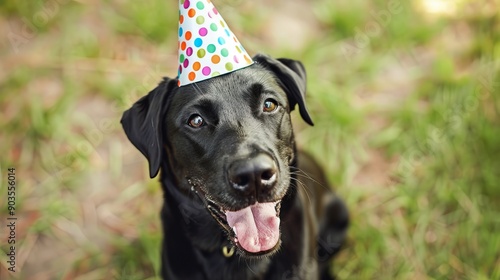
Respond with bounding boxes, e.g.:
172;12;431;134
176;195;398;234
121;54;313;257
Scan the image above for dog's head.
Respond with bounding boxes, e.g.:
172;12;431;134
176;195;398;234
121;54;313;257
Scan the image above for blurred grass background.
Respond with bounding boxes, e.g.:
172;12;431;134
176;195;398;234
0;0;499;279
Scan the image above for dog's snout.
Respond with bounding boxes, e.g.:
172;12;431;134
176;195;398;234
228;154;277;195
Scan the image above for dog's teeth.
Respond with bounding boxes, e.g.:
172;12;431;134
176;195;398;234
232;226;237;237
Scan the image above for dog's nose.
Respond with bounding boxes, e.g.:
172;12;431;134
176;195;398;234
228;154;277;195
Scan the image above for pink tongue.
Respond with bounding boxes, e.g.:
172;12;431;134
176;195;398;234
225;202;280;253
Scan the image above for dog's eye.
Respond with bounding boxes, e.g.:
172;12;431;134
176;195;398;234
263;99;278;113
188;115;204;128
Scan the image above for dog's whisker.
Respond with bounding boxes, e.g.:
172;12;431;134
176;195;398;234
290;177;313;206
191;82;206;96
290;167;331;191
293;178;312;203
292;174;328;200
290;167;321;183
244;258;258;275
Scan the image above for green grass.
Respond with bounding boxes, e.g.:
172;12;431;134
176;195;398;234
1;0;499;279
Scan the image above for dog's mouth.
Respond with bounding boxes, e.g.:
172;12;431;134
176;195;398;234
195;188;282;256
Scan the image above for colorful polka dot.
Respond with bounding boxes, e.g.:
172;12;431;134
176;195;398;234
179;27;183;37
188;72;196;81
202;66;211;76
183;59;190;68
197;49;206;58
218;37;225;45
196;16;204;24
179;15;184;24
211;55;220;64
193;61;201;71
199;27;208;36
225;62;233;71
221;48;228;57
185;31;192;40
207;44;216;53
186;47;193;56
196;1;204;9
188;8;196;17
194;38;203;47
183;0;190;9
210;23;218;31
212;71;220;77
181;41;187;50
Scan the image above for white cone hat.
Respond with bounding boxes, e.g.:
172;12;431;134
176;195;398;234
177;0;254;87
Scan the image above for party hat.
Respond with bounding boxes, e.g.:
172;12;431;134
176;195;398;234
177;0;254;87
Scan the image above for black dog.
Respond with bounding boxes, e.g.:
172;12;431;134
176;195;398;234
121;54;348;279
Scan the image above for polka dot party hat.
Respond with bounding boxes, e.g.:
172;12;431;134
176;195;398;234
177;0;254;87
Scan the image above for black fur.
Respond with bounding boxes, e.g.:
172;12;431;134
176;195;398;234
121;54;348;279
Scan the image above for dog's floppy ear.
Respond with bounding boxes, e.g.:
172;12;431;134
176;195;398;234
121;78;176;178
253;54;314;126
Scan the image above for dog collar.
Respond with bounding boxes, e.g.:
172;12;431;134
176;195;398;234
222;245;235;258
